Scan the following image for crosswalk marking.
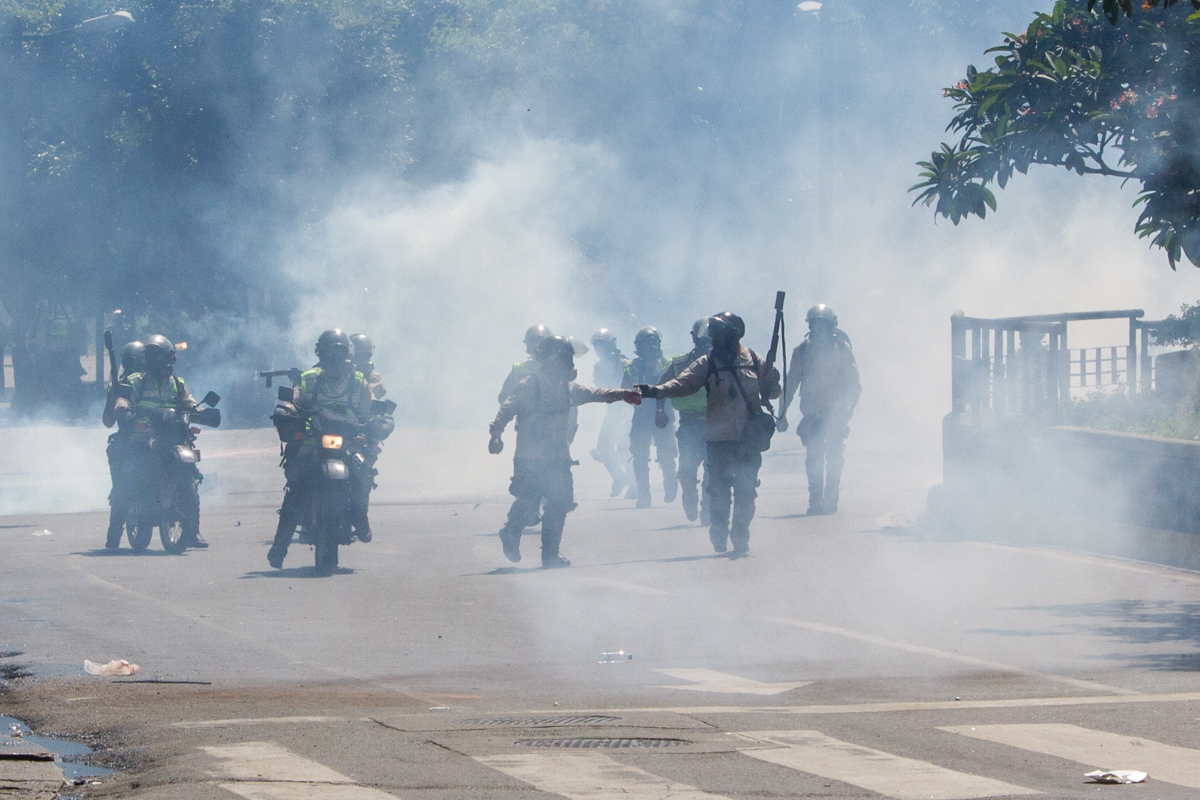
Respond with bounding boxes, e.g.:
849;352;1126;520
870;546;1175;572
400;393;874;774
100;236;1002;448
175;716;341;729
652;668;811;695
203;742;400;800
736;730;1040;800
942;723;1200;789
773;618;1140;696
219;784;399;800
529;690;1200;716
475;752;734;800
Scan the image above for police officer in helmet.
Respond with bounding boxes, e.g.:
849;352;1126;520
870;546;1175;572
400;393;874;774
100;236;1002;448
102;341;145;549
268;329;376;569
622;326;677;508
638;312;780;557
781;305;860;515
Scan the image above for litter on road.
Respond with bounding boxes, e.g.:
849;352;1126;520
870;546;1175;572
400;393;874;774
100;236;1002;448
83;659;139;677
1084;769;1148;784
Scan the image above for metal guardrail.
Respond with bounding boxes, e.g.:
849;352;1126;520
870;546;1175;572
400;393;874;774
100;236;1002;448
950;309;1163;422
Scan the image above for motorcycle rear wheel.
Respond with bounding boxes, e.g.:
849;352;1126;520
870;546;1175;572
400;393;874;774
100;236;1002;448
160;477;200;555
125;502;153;552
311;489;344;577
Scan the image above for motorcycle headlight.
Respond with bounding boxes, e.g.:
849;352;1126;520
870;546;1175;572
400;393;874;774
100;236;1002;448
321;434;344;449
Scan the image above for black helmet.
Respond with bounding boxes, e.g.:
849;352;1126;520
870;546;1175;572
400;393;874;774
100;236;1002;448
633;326;662;356
142;334;176;369
806;304;838;327
120;341;145;373
535;335;576;365
349;333;374;364
690;318;711;344
315;329;352;365
524;324;554;354
707;312;745;350
590;328;617;347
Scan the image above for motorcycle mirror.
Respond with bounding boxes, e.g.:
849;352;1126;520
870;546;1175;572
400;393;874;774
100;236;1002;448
277;386;292;403
370;398;397;417
201;391;221;408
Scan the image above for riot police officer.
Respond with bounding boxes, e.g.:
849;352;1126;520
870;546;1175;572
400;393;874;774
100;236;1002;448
490;337;639;568
349;333;390;539
268;330;376;568
102;341;144;549
588;328;633;497
658;319;712;523
638;313;780;557
113;335;208;548
498;325;553;403
350;333;386;400
622;327;677;508
782;305;860;515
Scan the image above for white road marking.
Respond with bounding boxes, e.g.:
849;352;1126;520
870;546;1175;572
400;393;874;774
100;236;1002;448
202;742;353;783
942;723;1200;789
580;576;671;596
772;618;1140;696
204;742;401;800
969;542;1200;585
652;668;811;695
219;783;399;800
476;751;734;800
530;690;1200;716
736;730;1040;800
175;716;341;729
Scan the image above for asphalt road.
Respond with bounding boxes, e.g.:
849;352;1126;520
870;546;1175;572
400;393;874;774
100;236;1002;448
3;424;1200;799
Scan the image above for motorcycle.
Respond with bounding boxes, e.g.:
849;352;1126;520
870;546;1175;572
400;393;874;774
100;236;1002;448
272;385;395;575
124;392;221;554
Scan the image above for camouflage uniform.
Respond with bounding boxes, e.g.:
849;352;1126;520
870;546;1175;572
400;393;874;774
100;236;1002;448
659;349;709;523
491;365;625;566
653;346;780;553
784;330;860;513
622;355;678;506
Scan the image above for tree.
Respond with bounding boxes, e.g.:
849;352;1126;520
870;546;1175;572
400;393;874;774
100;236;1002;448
912;0;1200;268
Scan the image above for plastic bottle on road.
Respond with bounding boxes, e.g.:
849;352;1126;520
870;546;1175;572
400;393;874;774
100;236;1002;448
598;651;633;664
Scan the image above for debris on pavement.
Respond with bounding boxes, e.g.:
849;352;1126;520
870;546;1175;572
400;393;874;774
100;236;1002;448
1084;770;1147;784
598;651;633;664
83;659;139;677
30;530;51;537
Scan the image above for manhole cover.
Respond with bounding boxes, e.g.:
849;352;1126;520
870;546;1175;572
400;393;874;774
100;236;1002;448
461;716;621;727
515;737;692;748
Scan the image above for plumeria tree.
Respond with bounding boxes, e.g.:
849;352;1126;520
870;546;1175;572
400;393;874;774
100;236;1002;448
913;0;1200;268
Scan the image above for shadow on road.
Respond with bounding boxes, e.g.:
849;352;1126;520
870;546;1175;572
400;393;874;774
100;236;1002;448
973;599;1200;671
72;548;181;557
240;567;356;579
464;551;732;577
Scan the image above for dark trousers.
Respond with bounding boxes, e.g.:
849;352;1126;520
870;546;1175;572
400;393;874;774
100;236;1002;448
798;414;849;508
105;435;142;546
706;440;761;552
629;416;677;501
676;414;708;520
501;459;575;561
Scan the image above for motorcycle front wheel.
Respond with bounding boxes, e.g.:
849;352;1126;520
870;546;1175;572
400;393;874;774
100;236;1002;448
311;485;347;577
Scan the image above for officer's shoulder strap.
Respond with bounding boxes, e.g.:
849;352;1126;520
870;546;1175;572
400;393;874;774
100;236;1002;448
834;328;853;349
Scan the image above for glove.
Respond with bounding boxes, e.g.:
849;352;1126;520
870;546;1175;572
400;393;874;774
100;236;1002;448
488;436;504;454
623;390;642;406
776;415;789;433
636;384;659;399
655;409;669;429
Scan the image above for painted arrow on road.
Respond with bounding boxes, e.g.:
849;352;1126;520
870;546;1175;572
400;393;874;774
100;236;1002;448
652;668;811;695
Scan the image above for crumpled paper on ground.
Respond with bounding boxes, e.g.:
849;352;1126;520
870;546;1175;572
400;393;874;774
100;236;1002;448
1084;769;1147;784
83;659;139;677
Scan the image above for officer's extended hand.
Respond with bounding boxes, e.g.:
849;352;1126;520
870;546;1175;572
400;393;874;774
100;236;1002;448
776;415;789;433
655;409;669;429
636;384;659;399
488;436;504;454
623;390;642;406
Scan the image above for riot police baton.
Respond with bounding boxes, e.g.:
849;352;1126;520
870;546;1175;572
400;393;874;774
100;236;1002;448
103;329;118;390
764;291;789;431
